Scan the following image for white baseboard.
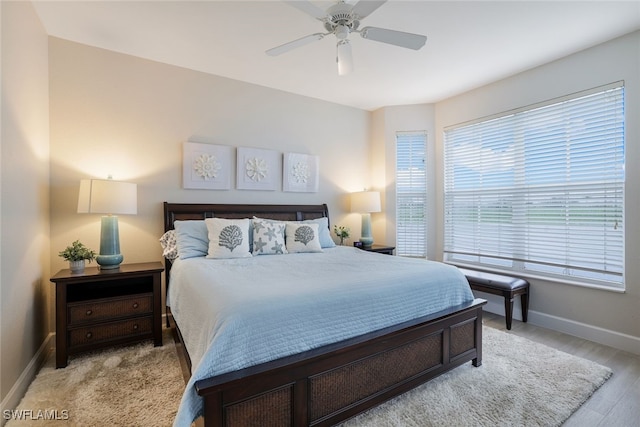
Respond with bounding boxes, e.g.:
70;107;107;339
476;291;640;355
527;310;640;356
0;333;54;427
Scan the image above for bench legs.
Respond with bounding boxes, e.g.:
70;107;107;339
504;291;529;330
504;296;514;330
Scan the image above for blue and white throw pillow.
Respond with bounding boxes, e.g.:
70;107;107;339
299;217;336;248
252;217;288;255
205;218;252;259
285;222;323;253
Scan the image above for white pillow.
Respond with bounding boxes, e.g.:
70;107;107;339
252;217;287;255
285;222;323;253
205;218;252;259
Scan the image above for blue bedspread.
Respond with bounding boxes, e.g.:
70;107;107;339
168;246;473;426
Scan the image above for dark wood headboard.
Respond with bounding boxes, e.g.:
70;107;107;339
163;202;330;233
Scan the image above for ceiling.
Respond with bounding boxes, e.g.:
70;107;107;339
32;0;640;111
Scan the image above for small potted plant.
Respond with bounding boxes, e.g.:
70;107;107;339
59;240;96;273
333;225;350;246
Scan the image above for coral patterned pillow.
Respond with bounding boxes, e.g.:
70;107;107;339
285;222;323;253
205;218;252;259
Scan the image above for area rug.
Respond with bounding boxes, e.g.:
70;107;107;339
6;329;182;427
6;327;611;427
341;327;612;427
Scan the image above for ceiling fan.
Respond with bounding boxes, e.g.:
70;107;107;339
266;0;427;76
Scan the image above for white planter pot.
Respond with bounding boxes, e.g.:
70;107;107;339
69;260;86;273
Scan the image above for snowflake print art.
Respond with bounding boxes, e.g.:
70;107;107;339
183;142;232;189
236;147;278;190
283;153;318;192
246;157;268;182
292;161;309;184
193;154;221;180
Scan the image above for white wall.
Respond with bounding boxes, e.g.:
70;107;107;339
0;0;51;417
48;39;372;322
435;31;640;351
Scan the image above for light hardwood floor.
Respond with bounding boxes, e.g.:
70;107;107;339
482;312;640;426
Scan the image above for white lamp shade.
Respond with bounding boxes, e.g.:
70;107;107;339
77;179;137;215
351;191;381;213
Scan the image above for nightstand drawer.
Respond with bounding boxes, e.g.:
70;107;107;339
69;316;153;347
68;293;153;325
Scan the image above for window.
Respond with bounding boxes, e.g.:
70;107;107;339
444;82;625;289
396;131;427;257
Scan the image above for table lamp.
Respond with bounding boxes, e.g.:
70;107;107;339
77;177;137;269
351;190;381;249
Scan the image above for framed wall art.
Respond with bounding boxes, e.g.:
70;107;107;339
236;147;280;191
182;142;232;190
283;152;319;192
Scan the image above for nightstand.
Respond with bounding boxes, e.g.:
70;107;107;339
51;262;164;368
360;244;395;255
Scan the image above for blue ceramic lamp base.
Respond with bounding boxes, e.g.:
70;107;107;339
97;215;124;269
359;213;374;249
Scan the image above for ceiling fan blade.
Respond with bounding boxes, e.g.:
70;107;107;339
351;0;387;19
266;33;325;56
337;40;353;76
283;1;328;20
359;26;427;50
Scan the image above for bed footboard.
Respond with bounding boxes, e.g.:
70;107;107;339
194;298;486;427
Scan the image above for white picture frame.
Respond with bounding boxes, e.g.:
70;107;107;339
283;152;319;192
182;142;232;190
236;147;280;191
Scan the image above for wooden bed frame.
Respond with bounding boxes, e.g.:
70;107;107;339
163;202;486;427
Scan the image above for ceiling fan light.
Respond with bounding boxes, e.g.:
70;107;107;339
335;24;350;40
337;40;353;76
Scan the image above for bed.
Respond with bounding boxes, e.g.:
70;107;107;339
163;202;486;427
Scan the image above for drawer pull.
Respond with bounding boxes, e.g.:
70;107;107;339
133;324;139;330
132;302;139;309
86;309;93;316
86;332;93;339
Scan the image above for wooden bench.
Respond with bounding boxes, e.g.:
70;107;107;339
458;268;529;330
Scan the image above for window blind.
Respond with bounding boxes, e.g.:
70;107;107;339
396;132;427;257
443;83;625;289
